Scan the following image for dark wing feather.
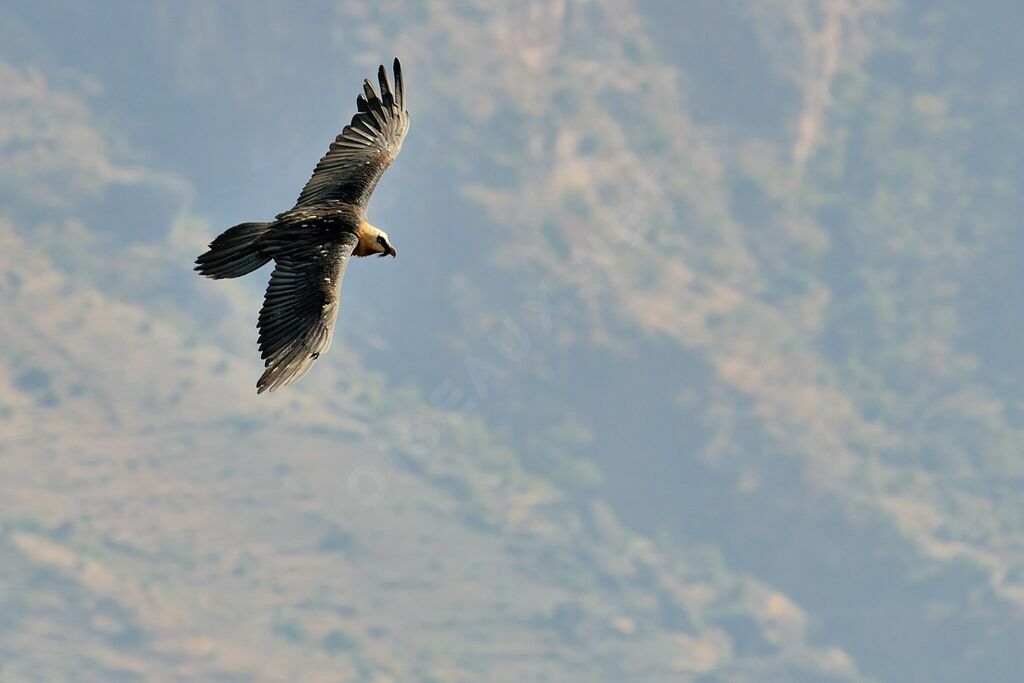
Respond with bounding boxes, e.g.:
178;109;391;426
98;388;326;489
256;231;359;393
292;58;410;210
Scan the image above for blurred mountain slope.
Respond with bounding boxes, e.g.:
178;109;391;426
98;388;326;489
329;1;1024;679
0;223;860;681
0;54;857;681
2;0;1024;681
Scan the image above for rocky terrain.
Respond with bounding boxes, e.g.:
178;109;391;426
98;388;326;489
2;1;1023;681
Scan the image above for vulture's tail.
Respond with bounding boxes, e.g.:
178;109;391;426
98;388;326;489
195;222;272;279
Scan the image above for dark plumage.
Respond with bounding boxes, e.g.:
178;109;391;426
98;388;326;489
195;59;410;393
295;60;410;208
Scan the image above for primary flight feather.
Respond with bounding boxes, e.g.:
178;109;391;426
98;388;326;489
195;58;410;393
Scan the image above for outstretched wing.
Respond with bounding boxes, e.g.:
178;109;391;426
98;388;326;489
292;58;410;210
256;232;359;393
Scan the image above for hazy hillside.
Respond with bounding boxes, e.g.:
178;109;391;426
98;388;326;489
2;1;1023;681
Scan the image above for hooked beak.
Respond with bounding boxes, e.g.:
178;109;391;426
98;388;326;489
381;245;397;258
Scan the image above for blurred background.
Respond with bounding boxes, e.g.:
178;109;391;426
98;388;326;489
1;1;1023;681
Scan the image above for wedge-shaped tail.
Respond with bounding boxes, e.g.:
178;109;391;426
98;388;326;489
194;222;272;279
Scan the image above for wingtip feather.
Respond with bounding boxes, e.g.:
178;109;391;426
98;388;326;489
363;79;377;102
393;58;404;104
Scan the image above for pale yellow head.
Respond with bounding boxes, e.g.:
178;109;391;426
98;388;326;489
355;221;397;258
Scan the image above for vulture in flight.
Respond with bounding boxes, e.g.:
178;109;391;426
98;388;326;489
196;59;410;393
